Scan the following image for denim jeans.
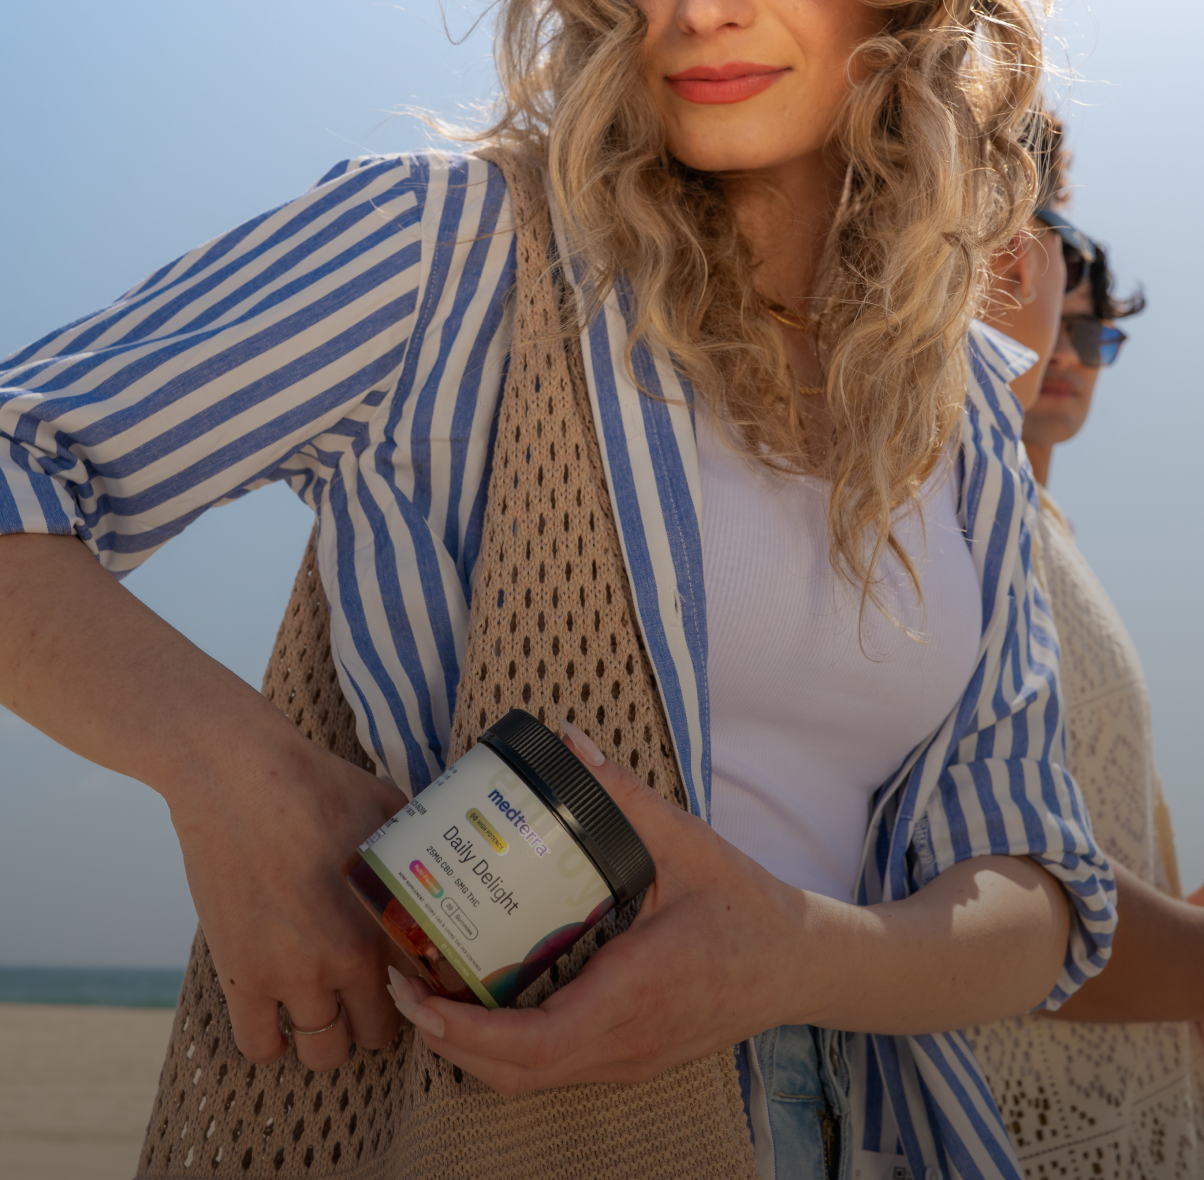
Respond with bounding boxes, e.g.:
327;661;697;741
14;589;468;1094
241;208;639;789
740;1024;851;1180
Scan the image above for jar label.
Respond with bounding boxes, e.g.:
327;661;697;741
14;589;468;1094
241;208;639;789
359;743;615;1007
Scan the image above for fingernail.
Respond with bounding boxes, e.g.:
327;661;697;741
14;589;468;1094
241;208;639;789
386;967;445;1038
387;965;417;1003
399;1000;445;1040
560;718;605;766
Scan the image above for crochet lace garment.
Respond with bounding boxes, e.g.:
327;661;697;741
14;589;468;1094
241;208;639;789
965;488;1203;1179
135;148;757;1180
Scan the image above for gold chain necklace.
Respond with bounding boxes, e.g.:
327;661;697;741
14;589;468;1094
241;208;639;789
760;298;823;396
761;301;816;331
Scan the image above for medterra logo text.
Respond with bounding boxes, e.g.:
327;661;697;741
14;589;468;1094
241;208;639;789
486;789;550;857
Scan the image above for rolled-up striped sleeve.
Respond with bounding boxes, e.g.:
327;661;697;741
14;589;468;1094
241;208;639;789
912;590;1115;1009
907;324;1115;1009
0;154;427;573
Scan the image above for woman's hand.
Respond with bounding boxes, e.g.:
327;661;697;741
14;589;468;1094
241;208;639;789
387;726;1072;1096
171;738;408;1071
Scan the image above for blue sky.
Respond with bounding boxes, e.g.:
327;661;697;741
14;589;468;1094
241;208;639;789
1;0;1199;966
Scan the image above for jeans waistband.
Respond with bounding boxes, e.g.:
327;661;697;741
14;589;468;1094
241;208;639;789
741;1024;851;1180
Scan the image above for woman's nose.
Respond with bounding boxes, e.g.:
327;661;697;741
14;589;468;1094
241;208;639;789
673;0;755;37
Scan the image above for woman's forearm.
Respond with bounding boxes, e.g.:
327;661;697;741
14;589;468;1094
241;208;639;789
0;532;305;802
1047;860;1204;1023
799;855;1071;1035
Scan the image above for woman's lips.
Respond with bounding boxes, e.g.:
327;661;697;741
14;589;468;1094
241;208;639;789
666;62;788;105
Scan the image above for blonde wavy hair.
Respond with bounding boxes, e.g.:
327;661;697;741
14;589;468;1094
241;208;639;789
480;0;1044;600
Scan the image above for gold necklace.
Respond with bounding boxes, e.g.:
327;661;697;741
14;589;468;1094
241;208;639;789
797;384;823;397
760;297;818;332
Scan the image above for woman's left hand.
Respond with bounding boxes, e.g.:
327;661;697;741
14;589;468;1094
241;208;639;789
387;727;819;1095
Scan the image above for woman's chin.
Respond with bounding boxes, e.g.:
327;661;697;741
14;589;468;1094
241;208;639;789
666;137;806;176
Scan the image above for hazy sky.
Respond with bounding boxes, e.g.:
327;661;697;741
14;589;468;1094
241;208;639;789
1;0;1198;968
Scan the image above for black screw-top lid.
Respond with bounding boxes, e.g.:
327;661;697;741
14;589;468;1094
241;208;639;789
479;710;656;906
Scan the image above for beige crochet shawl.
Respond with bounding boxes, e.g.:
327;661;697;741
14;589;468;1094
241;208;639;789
966;487;1203;1179
135;148;758;1180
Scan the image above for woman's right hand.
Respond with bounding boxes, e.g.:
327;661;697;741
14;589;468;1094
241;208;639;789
171;738;408;1070
0;532;407;1071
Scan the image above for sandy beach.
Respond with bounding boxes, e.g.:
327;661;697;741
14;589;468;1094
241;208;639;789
0;1002;174;1180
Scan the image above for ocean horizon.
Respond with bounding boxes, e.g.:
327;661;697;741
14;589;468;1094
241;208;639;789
0;964;185;1008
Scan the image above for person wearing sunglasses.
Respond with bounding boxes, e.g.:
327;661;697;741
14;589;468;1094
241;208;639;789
1022;233;1143;486
975;178;1204;1176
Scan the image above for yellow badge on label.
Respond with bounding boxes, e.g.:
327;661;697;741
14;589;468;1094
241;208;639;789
466;808;509;855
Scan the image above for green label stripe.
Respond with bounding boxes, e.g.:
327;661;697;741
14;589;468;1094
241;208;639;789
362;848;498;1009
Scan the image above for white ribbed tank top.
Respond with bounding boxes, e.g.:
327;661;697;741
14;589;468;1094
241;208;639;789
699;410;981;902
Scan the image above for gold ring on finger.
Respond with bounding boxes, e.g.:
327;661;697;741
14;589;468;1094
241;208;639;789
289;1003;344;1037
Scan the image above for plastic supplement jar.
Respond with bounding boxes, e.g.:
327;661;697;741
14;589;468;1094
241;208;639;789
345;710;656;1008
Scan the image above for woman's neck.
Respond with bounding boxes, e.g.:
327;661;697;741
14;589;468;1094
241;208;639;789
723;153;844;308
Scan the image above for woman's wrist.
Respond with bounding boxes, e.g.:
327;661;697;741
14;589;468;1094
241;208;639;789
151;678;332;821
721;869;875;1033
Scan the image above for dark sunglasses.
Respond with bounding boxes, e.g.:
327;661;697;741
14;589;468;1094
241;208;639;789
1035;208;1095;294
1062;314;1126;367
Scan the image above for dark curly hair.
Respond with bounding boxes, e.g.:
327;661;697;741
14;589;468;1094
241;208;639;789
1087;241;1146;322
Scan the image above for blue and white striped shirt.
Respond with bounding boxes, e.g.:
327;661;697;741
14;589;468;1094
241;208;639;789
0;151;1116;1180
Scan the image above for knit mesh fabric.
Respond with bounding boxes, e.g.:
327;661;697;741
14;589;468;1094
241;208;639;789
136;147;758;1180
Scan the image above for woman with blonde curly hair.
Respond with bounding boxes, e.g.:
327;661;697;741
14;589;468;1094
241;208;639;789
0;2;1115;1177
